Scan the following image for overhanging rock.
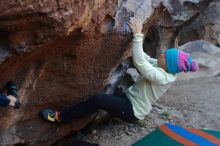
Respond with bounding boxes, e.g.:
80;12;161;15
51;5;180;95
0;0;212;145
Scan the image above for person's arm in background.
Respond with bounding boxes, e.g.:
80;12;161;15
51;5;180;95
128;17;166;84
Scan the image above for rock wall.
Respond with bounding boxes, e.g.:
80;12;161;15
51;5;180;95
177;1;220;46
0;0;216;145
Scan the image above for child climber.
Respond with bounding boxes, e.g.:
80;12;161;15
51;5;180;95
40;17;199;123
0;81;20;109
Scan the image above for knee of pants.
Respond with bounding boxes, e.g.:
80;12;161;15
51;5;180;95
91;93;109;107
92;94;106;102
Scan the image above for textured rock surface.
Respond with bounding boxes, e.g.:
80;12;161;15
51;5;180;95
0;0;214;145
177;1;220;46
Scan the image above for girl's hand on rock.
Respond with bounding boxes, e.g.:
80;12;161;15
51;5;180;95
128;17;142;34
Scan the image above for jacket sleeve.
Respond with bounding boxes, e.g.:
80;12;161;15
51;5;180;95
132;33;167;84
143;53;158;66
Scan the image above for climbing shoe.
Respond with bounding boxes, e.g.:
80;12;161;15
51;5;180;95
40;108;58;122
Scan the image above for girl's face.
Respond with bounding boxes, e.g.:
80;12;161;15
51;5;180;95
158;53;167;71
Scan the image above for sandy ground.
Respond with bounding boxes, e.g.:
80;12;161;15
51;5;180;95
54;75;220;146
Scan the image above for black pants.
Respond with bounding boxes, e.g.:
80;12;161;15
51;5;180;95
60;94;138;123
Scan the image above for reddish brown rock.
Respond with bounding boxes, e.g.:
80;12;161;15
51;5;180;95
0;0;213;145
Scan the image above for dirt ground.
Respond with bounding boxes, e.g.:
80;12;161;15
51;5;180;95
55;75;220;146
